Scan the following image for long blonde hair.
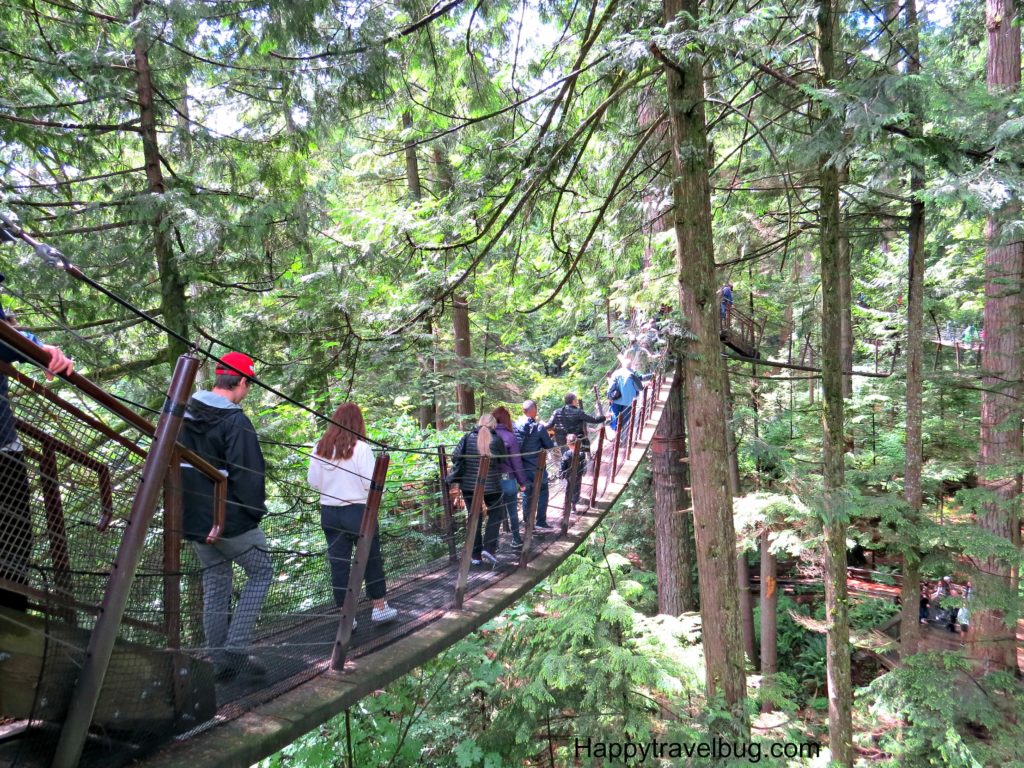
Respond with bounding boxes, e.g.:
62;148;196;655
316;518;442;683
476;413;497;455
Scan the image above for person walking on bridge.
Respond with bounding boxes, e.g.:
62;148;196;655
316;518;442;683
607;354;645;438
448;414;507;565
180;352;272;681
308;402;397;627
491;406;527;550
545;393;606;508
515;400;554;531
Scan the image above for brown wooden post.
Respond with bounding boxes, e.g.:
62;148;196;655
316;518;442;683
330;453;391;670
608;419;622;489
52;353;199;768
518;455;546;568
454;455;490;610
560;443;581;535
437;446;458;562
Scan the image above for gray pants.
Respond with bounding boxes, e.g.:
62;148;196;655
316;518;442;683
192;527;272;659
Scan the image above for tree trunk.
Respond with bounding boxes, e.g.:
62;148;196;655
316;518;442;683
972;0;1023;674
452;294;475;420
663;0;748;732
817;0;853;761
403;112;422;202
759;528;777;711
725;374;757;667
652;357;697;613
899;0;924;660
132;2;188;361
418;317;438;429
402;116;437;430
838;202;853;399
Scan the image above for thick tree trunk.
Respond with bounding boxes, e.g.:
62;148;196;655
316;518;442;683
652;358;697;613
972;0;1023;674
899;0;924;660
817;0;853;762
663;0;748;732
759;528;777;711
132;3;188;360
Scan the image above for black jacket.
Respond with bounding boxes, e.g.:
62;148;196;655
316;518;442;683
179;391;267;542
545;405;604;450
514;416;554;476
449;427;507;495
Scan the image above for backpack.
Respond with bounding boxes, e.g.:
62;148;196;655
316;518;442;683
607;382;622;401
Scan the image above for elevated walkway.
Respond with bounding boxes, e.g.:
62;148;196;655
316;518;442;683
0;304;671;768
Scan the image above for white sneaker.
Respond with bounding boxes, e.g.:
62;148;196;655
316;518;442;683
481;551;498;566
372;605;398;623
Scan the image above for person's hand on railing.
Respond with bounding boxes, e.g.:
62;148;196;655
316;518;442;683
42;344;73;380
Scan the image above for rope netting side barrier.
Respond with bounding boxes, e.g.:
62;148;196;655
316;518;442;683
0;304;667;768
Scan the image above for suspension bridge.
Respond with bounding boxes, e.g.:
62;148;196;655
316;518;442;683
0;293;671;768
0;217;987;768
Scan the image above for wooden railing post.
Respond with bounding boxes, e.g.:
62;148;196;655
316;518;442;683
331;453;391;670
162;455;189;720
518;454;546;568
52;353;199;768
608;418;622;489
626;399;640;456
454;455;490;610
560;443;581;535
437;446;458;563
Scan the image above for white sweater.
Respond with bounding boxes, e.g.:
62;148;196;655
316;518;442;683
307;440;375;506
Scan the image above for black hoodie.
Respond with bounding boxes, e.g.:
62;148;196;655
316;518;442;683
179;390;267;542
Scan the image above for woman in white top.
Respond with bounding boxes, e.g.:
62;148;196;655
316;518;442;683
307;403;396;624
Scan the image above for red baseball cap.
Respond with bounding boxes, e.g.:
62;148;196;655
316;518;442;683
215;351;255;378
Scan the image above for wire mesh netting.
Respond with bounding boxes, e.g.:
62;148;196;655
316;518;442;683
0;342;665;768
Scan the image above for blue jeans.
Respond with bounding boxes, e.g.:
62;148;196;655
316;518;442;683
500;478;521;544
610;401;631;436
521;477;550;527
321;503;387;605
192;527;272;659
